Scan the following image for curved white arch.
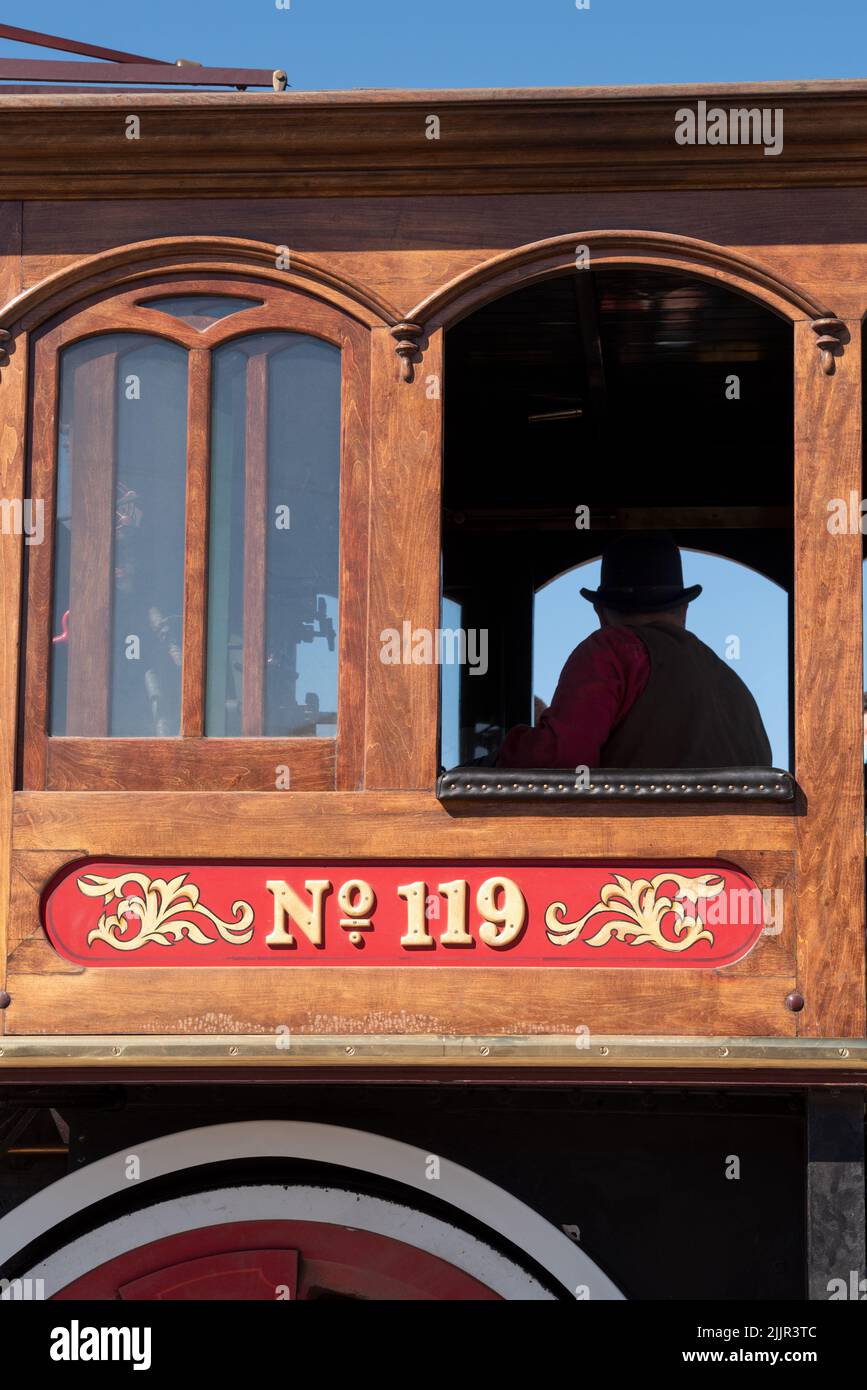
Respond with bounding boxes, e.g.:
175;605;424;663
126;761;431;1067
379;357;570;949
0;1120;623;1300
16;1185;554;1301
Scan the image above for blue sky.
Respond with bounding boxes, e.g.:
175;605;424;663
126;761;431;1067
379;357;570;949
1;1;866;89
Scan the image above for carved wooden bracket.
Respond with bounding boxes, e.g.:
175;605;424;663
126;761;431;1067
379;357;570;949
390;321;424;382
812;317;846;375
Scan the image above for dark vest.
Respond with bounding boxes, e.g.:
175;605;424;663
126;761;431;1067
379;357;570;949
600;622;773;768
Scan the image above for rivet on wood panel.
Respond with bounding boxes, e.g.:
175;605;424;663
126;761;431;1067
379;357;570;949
786;991;805;1012
0;991;11;1009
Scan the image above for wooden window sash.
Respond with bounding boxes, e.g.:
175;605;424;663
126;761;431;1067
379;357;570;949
22;278;370;792
180;348;211;737
21;337;58;789
241;349;269;737
66;348;117;736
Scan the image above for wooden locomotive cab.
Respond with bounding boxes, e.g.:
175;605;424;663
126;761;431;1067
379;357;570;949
0;80;864;1069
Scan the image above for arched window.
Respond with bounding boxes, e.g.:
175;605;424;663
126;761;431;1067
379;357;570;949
23;280;369;790
440;267;793;779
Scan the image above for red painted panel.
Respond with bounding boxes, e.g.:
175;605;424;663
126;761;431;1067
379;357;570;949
52;1220;502;1301
119;1249;298;1300
42;858;767;969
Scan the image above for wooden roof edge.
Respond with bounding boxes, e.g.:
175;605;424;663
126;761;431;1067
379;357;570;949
1;77;867;107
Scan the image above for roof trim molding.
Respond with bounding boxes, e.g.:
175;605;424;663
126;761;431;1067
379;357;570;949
4;85;867;197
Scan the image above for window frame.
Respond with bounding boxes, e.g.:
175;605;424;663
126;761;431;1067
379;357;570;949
22;275;370;791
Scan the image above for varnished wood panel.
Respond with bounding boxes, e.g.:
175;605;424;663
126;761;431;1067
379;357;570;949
4;85;867;198
365;327;441;788
2;831;797;1038
0;201;21;305
241;351;268;736
20;191;867;319
4;962;797;1039
4;819;798;1040
0;200;22;1028
13;791;796;857
180;348;211;736
44;739;336;791
20;334;57;788
713;851;796;978
7;850;84;957
794;319;865;1038
335;323;370;790
66;348;115;735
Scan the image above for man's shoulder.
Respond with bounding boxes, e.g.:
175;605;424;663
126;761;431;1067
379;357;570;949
584;626;648;655
564;625;648;673
647;626;763;701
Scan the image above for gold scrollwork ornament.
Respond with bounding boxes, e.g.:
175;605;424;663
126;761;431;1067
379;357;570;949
77;872;255;951
545;872;725;953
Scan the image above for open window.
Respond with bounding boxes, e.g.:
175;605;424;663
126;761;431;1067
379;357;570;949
22;278;370;791
440;268;794;803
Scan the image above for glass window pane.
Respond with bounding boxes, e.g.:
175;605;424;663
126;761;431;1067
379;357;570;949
140;295;261;329
50;334;188;737
206;332;341;737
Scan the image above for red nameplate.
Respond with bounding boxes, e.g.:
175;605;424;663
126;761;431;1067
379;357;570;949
41;860;769;969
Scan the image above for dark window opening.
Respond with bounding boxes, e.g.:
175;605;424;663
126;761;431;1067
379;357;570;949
440;268;794;797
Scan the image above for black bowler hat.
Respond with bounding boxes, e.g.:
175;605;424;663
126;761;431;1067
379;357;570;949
580;533;702;613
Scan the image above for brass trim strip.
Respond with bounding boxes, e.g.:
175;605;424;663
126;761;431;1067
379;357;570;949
0;1034;866;1069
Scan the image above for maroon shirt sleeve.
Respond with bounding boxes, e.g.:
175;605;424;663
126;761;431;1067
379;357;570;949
495;626;651;769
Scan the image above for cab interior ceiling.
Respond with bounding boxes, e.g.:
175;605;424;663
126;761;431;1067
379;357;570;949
442;268;794;596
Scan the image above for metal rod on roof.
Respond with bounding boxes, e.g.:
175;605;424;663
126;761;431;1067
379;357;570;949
0;22;170;65
0;59;285;88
